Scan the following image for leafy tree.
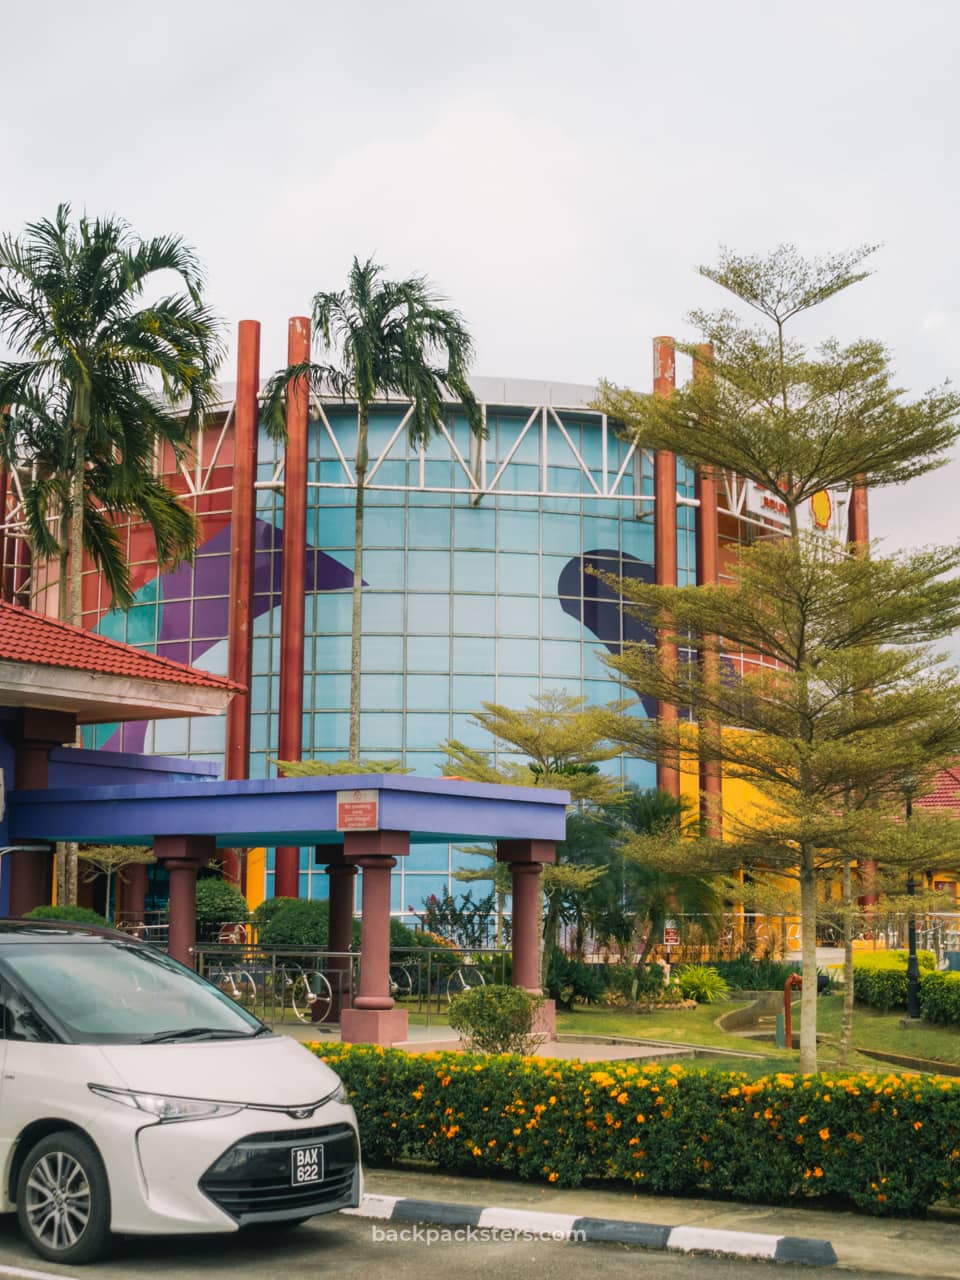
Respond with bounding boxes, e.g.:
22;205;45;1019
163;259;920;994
264;257;483;759
594;244;960;1072
0;204;222;620
443;692;625;980
77;844;156;925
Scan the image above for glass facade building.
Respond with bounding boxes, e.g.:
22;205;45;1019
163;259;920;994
73;377;701;914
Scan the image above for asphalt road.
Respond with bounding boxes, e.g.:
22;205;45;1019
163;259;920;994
0;1212;921;1280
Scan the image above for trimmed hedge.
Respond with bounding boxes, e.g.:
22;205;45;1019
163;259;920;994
24;904;108;927
854;951;957;1022
317;1044;960;1215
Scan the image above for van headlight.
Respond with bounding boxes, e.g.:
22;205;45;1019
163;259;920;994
89;1084;244;1123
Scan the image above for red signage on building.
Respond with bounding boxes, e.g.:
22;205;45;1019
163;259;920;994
336;788;380;831
663;918;680;947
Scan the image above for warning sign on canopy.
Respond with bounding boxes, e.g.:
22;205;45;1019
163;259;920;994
336;788;380;831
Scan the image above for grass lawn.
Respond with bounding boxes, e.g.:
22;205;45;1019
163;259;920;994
406;996;960;1073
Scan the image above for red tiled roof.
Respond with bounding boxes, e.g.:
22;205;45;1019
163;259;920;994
0;600;243;692
915;765;960;812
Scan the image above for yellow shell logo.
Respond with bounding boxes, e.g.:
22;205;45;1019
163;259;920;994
810;491;832;530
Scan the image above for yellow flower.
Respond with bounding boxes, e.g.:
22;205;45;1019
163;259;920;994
913;1120;923;1130
412;1088;424;1101
548;1172;559;1183
819;1128;830;1141
617;1092;629;1105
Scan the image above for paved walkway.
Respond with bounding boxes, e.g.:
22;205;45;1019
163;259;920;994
270;1019;699;1062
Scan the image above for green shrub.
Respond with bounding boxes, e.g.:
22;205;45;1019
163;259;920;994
317;1044;960;1215
448;984;545;1054
854;951;938;1013
919;972;960;1025
251;896;300;930
23;904;108;927
675;964;730;1003
257;898;361;950
390;918;417;948
710;953;800;991
545;951;606;1009
195;878;249;928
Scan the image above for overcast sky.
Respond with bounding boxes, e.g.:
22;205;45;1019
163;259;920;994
3;0;958;562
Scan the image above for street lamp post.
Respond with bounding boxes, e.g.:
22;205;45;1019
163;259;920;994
905;792;921;1021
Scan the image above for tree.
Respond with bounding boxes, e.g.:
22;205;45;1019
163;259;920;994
264;257;483;760
0;204;223;621
443;692;625;980
594;245;960;1071
77;844;156;925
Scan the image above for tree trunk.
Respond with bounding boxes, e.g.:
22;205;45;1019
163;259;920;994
840;860;855;1065
799;847;819;1072
62;391;90;905
348;409;368;761
541;889;561;984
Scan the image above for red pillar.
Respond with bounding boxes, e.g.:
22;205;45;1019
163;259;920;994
275;316;312;899
693;344;722;837
325;850;356;1018
653;337;679;798
123;862;149;923
497;838;557;1038
339;830;409;1046
0;464;8;602
224;320;261;886
155;834;215;967
8;709;75;916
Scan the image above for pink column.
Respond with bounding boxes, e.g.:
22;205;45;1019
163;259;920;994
325;852;356;1019
339;830;409;1046
121;862;148;923
496;838;557;1039
653;336;680;798
275;316;312;899
155;835;215;967
224;320;262;886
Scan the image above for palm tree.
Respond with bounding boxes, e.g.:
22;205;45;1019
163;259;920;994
0;204;223;622
265;256;483;759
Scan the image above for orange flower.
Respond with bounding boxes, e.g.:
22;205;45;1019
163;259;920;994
548;1172;559;1183
818;1128;830;1141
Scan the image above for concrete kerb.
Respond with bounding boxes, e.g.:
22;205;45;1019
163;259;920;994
343;1192;838;1266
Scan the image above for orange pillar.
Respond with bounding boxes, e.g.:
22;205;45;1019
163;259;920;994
275;317;311;899
653;336;679;798
224;320;261;886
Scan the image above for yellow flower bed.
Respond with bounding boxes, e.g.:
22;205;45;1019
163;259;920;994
314;1043;960;1215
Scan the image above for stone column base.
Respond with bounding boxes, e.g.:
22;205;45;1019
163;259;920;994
340;1006;409;1047
533;998;557;1040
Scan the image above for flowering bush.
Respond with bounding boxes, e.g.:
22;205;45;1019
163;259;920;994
448;985;544;1054
316;1043;960;1215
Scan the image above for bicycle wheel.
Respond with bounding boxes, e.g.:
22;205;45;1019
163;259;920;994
446;965;485;1001
291;971;333;1023
389;964;413;1000
233;970;258;1011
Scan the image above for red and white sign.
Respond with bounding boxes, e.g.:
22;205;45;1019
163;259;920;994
663;918;680;947
336;788;380;831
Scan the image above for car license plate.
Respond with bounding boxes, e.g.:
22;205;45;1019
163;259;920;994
290;1143;324;1186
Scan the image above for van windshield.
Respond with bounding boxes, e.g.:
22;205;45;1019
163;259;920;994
0;942;263;1044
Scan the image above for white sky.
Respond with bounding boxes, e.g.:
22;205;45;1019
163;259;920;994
3;0;959;562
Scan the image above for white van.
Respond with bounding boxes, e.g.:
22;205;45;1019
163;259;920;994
0;920;361;1264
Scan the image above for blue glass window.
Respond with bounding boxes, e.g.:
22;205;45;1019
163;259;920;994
405;713;451;750
453;594;493;635
450;713;491;747
313;672;350;708
407;551;450;592
541;639;580;678
497;595;540;635
154;718;188;753
402;874;452;913
363;549;405;587
314;633;351;671
362;593;404;633
452;636;495;671
361;673;403;710
453;507;496;549
361;635;403;671
364;507;406;546
497;676;540;706
541;513;580;554
404;750;449;777
624;757;657;787
498;638;540;674
406;843;451;872
452;551;496;592
315;592;352;634
498;509;539;551
407;594;450;634
406;635;450;671
409;507;452;548
313;713;350;750
497;553;539;594
359;712;403;749
315;508;354;548
407;674;451;710
451;674;496;710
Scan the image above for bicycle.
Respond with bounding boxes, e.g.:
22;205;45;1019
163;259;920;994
273;962;334;1024
389;962;415;1000
445;963;486;1001
206;962;258;1010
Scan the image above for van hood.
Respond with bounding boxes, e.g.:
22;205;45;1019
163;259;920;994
96;1034;343;1107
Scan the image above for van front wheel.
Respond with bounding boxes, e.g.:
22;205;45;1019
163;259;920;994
16;1130;112;1265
